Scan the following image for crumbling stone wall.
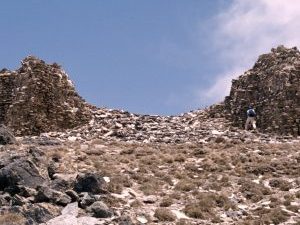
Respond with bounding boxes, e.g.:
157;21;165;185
0;70;16;123
225;46;300;136
0;56;91;135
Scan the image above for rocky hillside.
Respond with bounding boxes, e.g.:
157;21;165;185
224;45;300;136
0;56;91;136
0;47;299;225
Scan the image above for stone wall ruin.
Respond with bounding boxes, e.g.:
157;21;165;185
0;56;91;135
224;46;300;136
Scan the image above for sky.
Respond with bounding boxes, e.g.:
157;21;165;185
1;0;300;116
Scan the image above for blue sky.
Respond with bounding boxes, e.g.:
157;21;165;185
1;0;299;115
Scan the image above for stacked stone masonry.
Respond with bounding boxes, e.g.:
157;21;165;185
224;46;300;136
0;56;91;135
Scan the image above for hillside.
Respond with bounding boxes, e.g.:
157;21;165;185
0;46;299;225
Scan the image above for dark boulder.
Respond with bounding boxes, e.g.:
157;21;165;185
86;201;113;218
20;203;61;224
35;186;72;206
0;125;16;145
0;159;47;194
78;192;96;209
74;173;107;194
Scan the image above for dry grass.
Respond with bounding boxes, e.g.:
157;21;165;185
107;175;132;194
154;208;176;221
159;197;174;207
0;213;26;225
184;192;235;220
269;178;293;191
45;139;300;224
239;179;271;202
175;179;197;192
259;208;289;224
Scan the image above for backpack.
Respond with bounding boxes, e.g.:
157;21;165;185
248;109;256;117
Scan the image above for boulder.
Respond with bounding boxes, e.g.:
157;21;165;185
86;201;113;218
0;159;47;194
0;125;16;145
22;203;61;224
35;186;72;206
42;202;100;225
78;192;96;209
74;173;107;194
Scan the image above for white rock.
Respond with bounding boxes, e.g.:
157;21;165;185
171;210;189;219
68;136;77;142
136;216;148;224
103;176;110;183
61;202;79;216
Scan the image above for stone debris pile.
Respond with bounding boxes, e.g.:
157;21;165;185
46;107;296;144
0;56;91;135
224;45;300;136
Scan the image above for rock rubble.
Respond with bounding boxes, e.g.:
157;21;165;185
46;106;298;145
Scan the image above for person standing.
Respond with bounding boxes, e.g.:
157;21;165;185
245;106;257;130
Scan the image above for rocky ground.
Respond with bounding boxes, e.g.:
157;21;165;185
0;108;299;225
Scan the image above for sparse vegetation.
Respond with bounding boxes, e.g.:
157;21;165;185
154;208;176;221
159;197;174;207
0;213;26;225
175;180;197;192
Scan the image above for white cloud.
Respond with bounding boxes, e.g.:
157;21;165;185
198;0;300;105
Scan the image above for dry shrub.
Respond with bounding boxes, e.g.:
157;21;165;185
101;195;125;208
184;203;204;219
130;200;142;208
161;154;174;164
269;178;293;191
93;161;102;171
259;208;289;225
169;192;182;200
0;213;26;225
139;176;163;195
119;156;131;163
239;179;271;202
134;148;155;158
90;139;104;145
84;148;105;156
193;148;207;157
174;171;188;180
201;159;220;172
161;175;173;186
175;180;197;192
215;136;226;143
139;182;160;195
196;192;235;210
92;162;117;177
152;171;173;186
176;219;189;225
139;155;158;165
185;163;199;172
184;192;234;219
159;197;174;207
120;148;135;155
107;175;132;194
174;154;186;162
154;208;176;221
